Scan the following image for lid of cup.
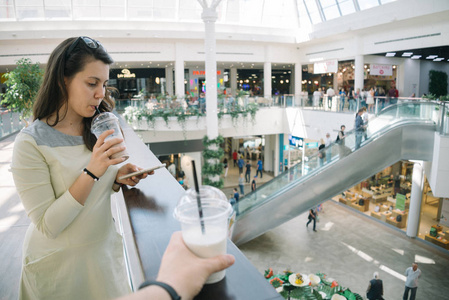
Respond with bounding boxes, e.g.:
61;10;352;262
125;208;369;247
91;112;118;127
179;185;227;206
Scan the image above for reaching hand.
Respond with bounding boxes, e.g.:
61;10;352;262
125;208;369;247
115;163;153;186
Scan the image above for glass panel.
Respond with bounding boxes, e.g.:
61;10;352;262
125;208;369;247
0;5;15;19
15;0;43;5
224;0;240;23
101;0;123;5
128;0;153;6
128;7;153;19
44;6;71;19
178;0;201;21
320;0;340;21
153;7;176;20
45;0;70;5
296;0;312;29
358;0;381;10
304;0;322;24
16;6;44;19
380;0;397;4
337;0;355;15
262;0;296;28
0;0;15;5
154;0;175;9
101;6;125;19
73;6;100;19
73;0;100;6
235;101;440;217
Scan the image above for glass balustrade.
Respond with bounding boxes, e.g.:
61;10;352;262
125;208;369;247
235;101;442;217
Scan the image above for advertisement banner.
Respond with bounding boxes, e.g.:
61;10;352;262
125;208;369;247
370;64;393;76
396;193;406;211
314;60;338;74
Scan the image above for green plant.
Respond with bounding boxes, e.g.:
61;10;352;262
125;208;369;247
1;58;43;124
429;70;448;98
202;135;225;188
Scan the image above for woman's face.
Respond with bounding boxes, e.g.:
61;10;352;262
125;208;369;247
65;59;109;120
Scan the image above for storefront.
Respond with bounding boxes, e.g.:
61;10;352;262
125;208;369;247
334;161;449;251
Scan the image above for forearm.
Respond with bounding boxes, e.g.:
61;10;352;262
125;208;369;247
68;171;97;206
116;285;171;300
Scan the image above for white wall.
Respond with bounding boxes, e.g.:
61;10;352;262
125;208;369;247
425;133;449;198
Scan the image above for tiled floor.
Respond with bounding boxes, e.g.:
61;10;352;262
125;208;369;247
1;136;449;300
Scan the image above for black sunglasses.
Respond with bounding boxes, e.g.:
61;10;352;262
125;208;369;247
65;36;101;59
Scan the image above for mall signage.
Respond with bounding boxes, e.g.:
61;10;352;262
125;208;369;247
117;68;136;78
289;135;304;148
370;64;393;76
313;60;338;74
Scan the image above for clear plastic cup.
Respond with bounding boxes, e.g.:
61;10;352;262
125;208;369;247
91;112;129;160
173;186;232;284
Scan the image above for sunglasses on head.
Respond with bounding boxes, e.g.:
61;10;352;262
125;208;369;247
65;36;101;60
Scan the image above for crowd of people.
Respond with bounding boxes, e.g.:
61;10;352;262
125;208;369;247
309;85;399;113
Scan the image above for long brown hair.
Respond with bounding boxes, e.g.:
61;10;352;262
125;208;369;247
33;37;116;151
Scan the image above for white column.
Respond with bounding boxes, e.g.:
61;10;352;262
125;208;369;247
406;162;424;238
202;7;219;139
230;67;237;96
273;134;280;177
165;66;174;96
175;43;185;98
294;62;302;106
354;55;364;92
264;62;272;99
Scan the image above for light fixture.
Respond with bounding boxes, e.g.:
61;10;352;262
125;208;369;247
155;77;160;84
280;80;284;84
426;55;438;59
393;65;396;69
364;65;367;69
411;55;422;59
286;79;289;83
433;58;445;61
386;53;396;57
402;52;413;57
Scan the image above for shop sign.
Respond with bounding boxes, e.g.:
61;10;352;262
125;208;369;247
117;69;136;78
192;70;222;76
396;193;406;211
306;142;318;149
289;135;303;148
313;60;338;74
440;198;449;227
370;64;393;76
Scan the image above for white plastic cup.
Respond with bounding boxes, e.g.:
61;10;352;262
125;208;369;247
174;186;232;284
91;112;129;160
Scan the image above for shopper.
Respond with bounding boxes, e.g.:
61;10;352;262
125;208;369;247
366;272;384;300
403;262;421;300
11;36;154;299
324;132;332;162
232;149;238;167
361;106;369;141
223;157;228;177
233;188;240;215
339;88;346;111
318;139;325;167
336;125;351;158
239;173;245;195
256;158;263;178
355;109;365;150
245;160;252;183
306;208;317;232
237;155;245;174
251;176;257;192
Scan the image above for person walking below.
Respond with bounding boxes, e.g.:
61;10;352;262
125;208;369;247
251;176;257;192
318;139;325;167
245;160;252;183
325;132;332;162
403;262;421;300
232;149;238;167
306;208;317;232
366;272;384;300
233;188;240;216
237;156;245;174
238;174;245;195
223;157;228;177
256;158;263;178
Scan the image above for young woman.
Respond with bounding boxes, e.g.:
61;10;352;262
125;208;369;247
11;36;153;299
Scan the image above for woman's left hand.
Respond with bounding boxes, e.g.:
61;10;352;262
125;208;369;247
115;163;154;186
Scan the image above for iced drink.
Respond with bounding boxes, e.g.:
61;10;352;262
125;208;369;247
91;112;129;160
174;186;232;284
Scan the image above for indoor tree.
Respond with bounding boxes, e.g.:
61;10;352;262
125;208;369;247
1;58;43;125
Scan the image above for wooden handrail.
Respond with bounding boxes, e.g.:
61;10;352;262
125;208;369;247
117;114;282;299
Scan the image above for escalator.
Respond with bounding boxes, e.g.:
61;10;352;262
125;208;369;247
232;102;443;245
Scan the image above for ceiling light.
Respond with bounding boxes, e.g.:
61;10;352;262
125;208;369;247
402;52;413;57
386;52;396;57
433;58;444;61
411;55;422;59
426;55;438;59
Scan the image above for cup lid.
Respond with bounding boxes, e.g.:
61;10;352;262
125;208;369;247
91;112;117;127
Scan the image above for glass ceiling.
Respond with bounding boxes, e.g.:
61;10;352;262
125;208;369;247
0;0;397;29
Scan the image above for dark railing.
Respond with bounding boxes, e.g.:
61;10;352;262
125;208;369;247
115;114;282;299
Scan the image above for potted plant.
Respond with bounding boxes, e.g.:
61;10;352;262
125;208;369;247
1;58;43;126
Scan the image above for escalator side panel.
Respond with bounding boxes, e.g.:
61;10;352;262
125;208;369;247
232;124;435;245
